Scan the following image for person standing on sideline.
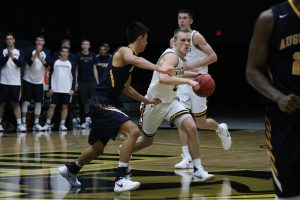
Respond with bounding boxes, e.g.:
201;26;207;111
0;33;25;132
58;21;174;192
43;47;76;131
246;0;300;199
96;43;112;79
170;9;232;169
21;35;51;131
76;39;99;129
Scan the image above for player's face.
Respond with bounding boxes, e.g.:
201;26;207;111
60;49;69;59
140;33;148;52
5;35;15;48
81;41;90;51
175;32;191;55
35;38;45;47
178;13;192;28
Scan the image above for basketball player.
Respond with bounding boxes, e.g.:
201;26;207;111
43;47;76;131
58;22;174;192
170;9;232;169
0;33;25;132
132;27;215;182
21;35;51;131
246;0;300;199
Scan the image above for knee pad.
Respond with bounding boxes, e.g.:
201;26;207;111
21;101;30;113
34;102;41;115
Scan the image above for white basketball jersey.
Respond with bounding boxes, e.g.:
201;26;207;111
186;30;208;74
146;48;185;103
23;50;47;84
0;48;21;85
51;59;73;93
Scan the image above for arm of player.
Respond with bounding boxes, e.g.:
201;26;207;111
122;47;174;76
122;76;161;105
246;9;300;113
93;64;99;85
0;50;9;67
183;70;198;78
12;50;25;67
159;53;199;90
185;32;217;70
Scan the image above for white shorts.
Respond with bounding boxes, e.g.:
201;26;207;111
177;84;207;117
139;99;191;136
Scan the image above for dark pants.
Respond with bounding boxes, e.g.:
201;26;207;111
78;81;96;123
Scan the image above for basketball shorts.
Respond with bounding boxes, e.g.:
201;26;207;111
50;93;71;105
22;80;44;102
177;84;207;117
265;103;300;198
88;104;130;145
0;84;21;103
139;98;191;136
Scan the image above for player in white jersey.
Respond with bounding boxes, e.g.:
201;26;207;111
21;35;51;131
170;9;232;169
131;28;215;181
43;47;76;131
0;33;25;132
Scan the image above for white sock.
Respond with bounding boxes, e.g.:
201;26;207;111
22;117;26;124
17;118;22;125
60;120;65;124
216;124;222;133
34;118;39;124
118;161;129;168
182;146;191;159
46;119;51;124
193;158;202;170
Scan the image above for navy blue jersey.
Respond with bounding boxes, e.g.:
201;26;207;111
268;0;300;96
91;47;135;105
76;51;98;82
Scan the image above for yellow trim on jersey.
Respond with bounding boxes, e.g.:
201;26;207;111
109;69;115;88
271;161;279;176
289;0;300;18
266;138;273;150
170;109;190;123
268;150;275;163
192;109;207;117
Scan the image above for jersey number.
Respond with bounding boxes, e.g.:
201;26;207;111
292;52;300;75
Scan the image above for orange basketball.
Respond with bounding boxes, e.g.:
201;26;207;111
193;74;215;97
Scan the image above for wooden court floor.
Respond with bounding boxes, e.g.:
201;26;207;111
0;129;275;199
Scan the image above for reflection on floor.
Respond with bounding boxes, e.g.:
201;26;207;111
0;129;274;199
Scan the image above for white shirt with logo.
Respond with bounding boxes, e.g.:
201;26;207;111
0;48;22;85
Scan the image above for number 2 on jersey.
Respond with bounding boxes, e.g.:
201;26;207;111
292;52;300;75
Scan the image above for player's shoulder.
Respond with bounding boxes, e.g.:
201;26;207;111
257;9;274;23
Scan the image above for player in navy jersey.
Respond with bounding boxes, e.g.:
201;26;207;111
58;21;174;192
246;0;300;199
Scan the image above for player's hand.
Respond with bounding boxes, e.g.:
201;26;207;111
69;90;74;96
189;80;200;91
7;49;13;58
276;94;300;113
144;98;162;105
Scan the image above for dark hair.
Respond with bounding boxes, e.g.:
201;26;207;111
60;46;70;51
36;35;45;40
81;39;90;44
174;27;190;39
178;9;193;19
126;21;149;43
5;32;15;39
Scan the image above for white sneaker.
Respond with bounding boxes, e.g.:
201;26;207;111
0;124;4;132
33;124;44;131
59;124;67;131
17;124;26;132
217;123;232;150
193;168;215;182
43;123;52;131
114;177;140;192
174;154;193;169
58;165;81;187
80;123;88;129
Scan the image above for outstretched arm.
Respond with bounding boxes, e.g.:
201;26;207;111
246;9;300;113
185;32;217;70
122;76;161;105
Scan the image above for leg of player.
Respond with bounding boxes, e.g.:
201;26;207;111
194;115;232;150
59;104;68;131
132;134;154;153
43;104;56;131
178;116;215;182
174;126;193;169
11;102;26;132
0;102;6;132
115;121;140;192
21;101;30;129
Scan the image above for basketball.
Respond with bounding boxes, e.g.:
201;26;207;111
193;74;215;97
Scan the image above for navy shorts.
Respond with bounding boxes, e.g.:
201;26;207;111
22;80;44;102
88;105;130;146
0;84;21;103
50;93;71;105
265;103;300;198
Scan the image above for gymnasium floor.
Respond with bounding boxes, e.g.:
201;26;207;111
0;123;275;199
